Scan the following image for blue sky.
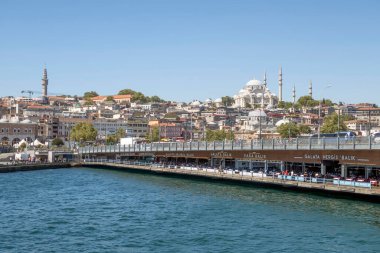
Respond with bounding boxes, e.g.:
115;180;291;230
1;0;379;104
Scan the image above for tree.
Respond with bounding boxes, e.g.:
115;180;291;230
118;89;135;95
296;96;319;107
150;95;164;103
277;101;294;109
105;96;114;102
52;138;64;147
70;122;98;142
132;92;148;103
147;126;160;142
118;88;165;103
321;113;348;133
205;129;234;141
106;135;117;145
298;124;312;134
277;122;300;138
18;142;27;152
83;91;98;99
322;99;334;107
221;96;234;106
84;99;95;106
115;128;125;140
105;129;125;145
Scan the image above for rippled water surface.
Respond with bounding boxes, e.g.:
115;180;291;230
0;167;379;252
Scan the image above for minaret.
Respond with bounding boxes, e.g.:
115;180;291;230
42;66;48;102
292;85;296;104
278;66;283;102
308;80;313;98
263;71;267;88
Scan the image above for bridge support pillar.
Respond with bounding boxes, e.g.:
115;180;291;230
280;161;285;172
249;160;252;171
302;162;306;175
264;160;268;174
365;166;371;179
321;163;326;175
340;164;347;178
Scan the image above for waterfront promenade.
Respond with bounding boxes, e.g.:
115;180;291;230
82;160;380;202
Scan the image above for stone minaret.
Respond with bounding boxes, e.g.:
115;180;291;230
42;66;48;102
309;80;313;98
292;85;296;104
278;66;283;102
263;71;267;88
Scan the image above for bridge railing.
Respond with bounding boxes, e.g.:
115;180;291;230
78;136;380;154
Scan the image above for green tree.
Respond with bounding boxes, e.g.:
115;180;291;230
83;91;98;99
147;126;160;142
132;92;148;103
225;130;234;140
321;113;348;133
277;122;301;138
105;96;114;102
84;99;95;106
118;89;164;103
277;101;294;109
18;142;27;152
150;95;164;103
70;122;98;142
323;99;334;106
298;124;312;134
115;128;125;140
296;96;319;107
118;89;135;95
221;96;234;106
52;138;64;147
205;129;234;141
106;135;117;145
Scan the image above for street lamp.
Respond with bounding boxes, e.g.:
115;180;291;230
337;105;340;133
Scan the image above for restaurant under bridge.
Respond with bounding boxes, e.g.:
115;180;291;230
79;137;380;180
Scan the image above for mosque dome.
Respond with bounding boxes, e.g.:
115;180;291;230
0;118;8;123
246;79;262;87
191;100;201;106
275;119;290;127
248;110;267;117
214;98;222;103
21;119;32;124
9;117;19;123
205;98;212;103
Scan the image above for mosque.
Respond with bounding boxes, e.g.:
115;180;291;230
233;67;285;109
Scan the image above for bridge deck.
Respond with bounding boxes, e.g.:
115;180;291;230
79;137;380;155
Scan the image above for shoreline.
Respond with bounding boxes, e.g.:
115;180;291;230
0;163;77;173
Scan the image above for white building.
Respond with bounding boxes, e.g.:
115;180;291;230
233;78;278;109
241;110;273;131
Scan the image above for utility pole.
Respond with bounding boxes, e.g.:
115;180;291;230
259;110;262;139
318;100;321;139
337;106;340;133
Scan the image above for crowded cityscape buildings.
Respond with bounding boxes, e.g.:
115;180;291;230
1;66;379;147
